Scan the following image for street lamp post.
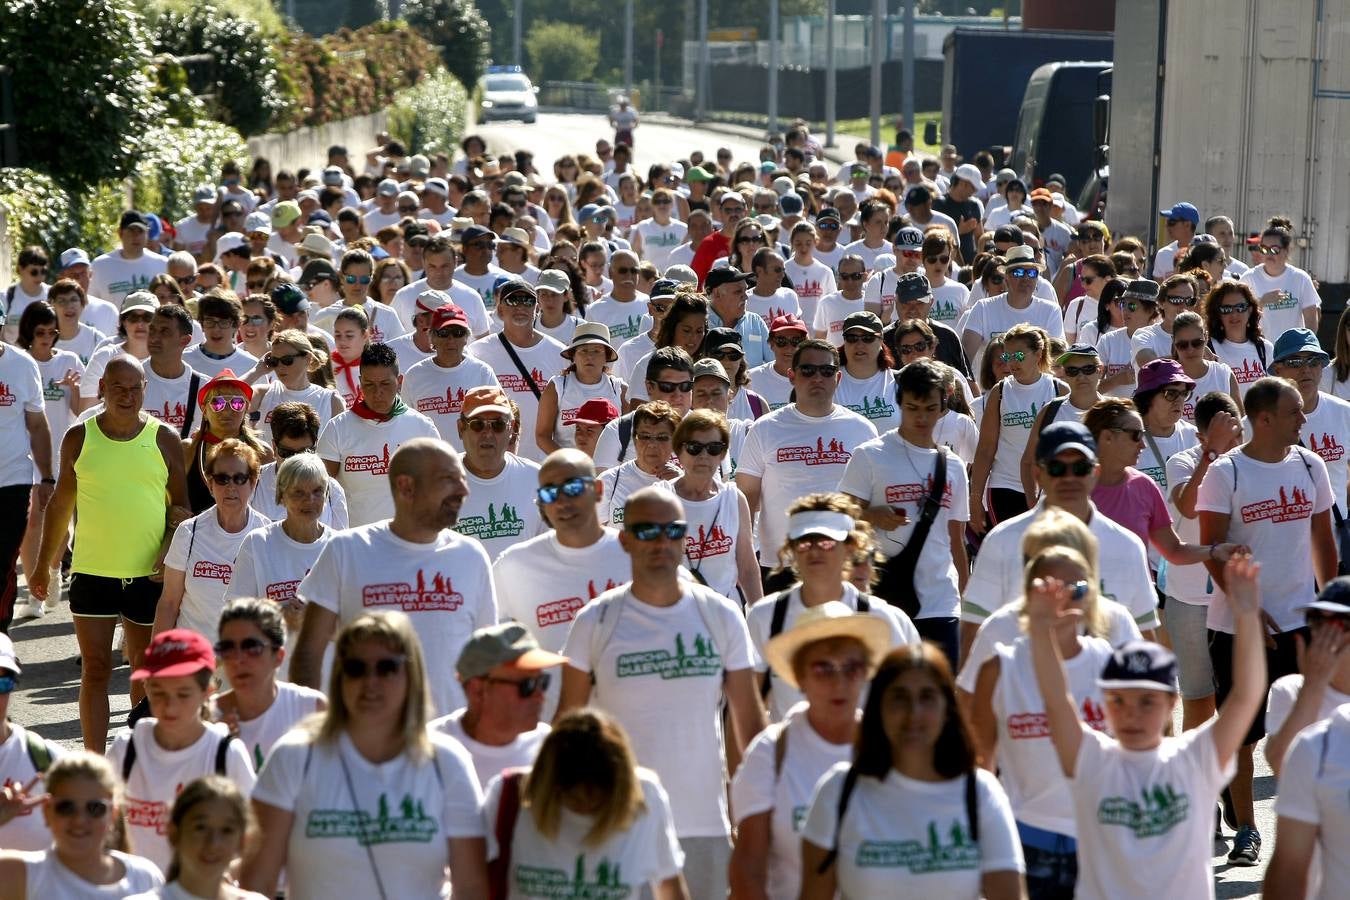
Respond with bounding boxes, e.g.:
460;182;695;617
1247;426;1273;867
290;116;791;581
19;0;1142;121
513;0;523;67
870;0;882;148
902;0;916;140
696;0;709;122
768;0;780;136
624;0;634;99
825;0;836;147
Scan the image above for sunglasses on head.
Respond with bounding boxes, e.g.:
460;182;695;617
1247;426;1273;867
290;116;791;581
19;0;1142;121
467;418;510;433
486;672;551;698
683;440;727;456
264;352;306;367
1063;363;1099;377
1000;350;1027;363
209;395;247;412
343;274;372;285
1218;302;1250;315
1173;338;1206;351
341;656;406;679
1164;294;1197;307
1042;458;1094;478
52;798;109;819
627;521;688;541
537;476;594;504
792;534;838;551
432;325;470;339
844;332;879;344
795;362;839;378
214;637;275;658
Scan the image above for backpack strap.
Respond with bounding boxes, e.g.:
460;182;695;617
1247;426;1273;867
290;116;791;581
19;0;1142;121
617;413;634;463
121;736;138;783
498;332;542;400
817;766;861;874
180;372;201;440
24;729;53;773
761;591;792;699
689;586;731;680
214;733;235;776
772;720;789;778
1038;397;1067;436
965;768;981;844
587;591;625;684
856;594;872;613
488;769;527;900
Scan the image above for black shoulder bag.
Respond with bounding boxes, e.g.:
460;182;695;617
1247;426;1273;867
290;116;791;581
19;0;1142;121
498;332;542;400
877;451;948;620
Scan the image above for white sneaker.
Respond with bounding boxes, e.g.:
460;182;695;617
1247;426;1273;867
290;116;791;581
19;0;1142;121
41;595;60;614
12;601;42;619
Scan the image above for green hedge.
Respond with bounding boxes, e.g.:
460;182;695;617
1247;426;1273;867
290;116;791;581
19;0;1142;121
387;70;470;157
132;122;251;225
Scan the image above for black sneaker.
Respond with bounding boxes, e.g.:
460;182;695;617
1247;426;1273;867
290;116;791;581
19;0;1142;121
1228;825;1261;866
1221;788;1236;831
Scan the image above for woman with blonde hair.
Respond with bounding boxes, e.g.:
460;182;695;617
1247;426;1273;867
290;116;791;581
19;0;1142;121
243;612;488;899
483;708;688;900
0;752;164;899
1321;304;1350;402
247;328;344;439
371;257;413;307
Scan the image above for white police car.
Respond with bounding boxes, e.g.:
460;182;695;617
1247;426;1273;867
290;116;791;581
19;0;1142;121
479;66;538;124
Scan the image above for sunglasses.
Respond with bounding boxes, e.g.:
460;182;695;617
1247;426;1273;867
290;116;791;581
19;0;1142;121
52;799;109;819
214;637;275;658
987;273;1005;285
806;659;868;680
1257;245;1284;256
432;326;470;339
818;222;840;231
1161;387;1194;402
1000;350;1027;363
209;396;248;412
1081;276;1098;286
898;341;930;356
1115;300;1145;313
652;379;694;394
838;272;865;281
399;205;419;213
1164;294;1197;307
1174;338;1206;351
844;332;879;344
682;440;727;456
636;431;672;443
209;472;252;486
795;363;839;378
0;674;16;693
772;335;805;348
1306;611;1350;629
1166;217;1187;226
627;521;689;541
899;249;923;259
341;656;407;679
176;274;197;286
613;266;638;275
537;476;594;504
1008;266;1039;279
653;198;673;206
202;317;236;330
486;672;551;698
924;255;951;265
467;418;510;433
1042;458;1094;478
650;303;671;316
1063;363;1100;377
1218;303;1250;315
264;352;306;367
275;444;315;460
738;235;765;244
1279;355;1326;369
343;274;373;285
465;240;496;250
26;266;47;275
792;535;838;551
1109;426;1145;442
500;293;537;307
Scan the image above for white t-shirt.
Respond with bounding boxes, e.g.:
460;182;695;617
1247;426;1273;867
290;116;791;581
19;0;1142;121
1151;240;1180;279
1070;722;1234;900
483;766;684;898
585;297;648;344
861;268;902;324
1320;366;1350;404
315;408;440;526
28;849;164;898
55;322;107;366
1095;327;1138;398
1129;323;1176;368
962;293;1065;347
746;287;801;326
467;332;567;463
932;410;978;465
456;454;546;560
399;354;500;451
89;250;167;306
429;708;549;791
596;460;676;527
738;404;878;559
391;278;490;335
250;729;484;900
0;347;43;488
1274;704;1350;900
174;214;213;256
549;372;626;450
32;349;82;472
616;332;655;387
992;636;1114;835
383;332;433;373
747;363;793;411
183;345;259;381
785;258;837;328
633;218;688;271
1300;394;1350;511
730;705;853;900
801;764;1023;900
0;723;63;850
561;584;755;837
835;368;900;434
1241;263;1321;338
299;521;498;715
1210;338;1273;398
1180;361;1236;427
1135;421;1198;493
680;482;745;600
164;507;270;638
136;364;202;436
963;503;1158;631
987;374;1061;492
251;464;348;530
1064;295;1098;341
1162;447;1218;607
929;280;971;328
1264;674;1350;742
256;382;341;442
106;719;257;874
813;291;864;345
841;238;891;273
216;681;326;772
838;434;968;618
2;282;47;341
1196;447;1333;633
747;584;919;721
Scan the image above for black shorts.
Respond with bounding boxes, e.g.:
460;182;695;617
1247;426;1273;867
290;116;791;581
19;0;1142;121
1208;625;1307;746
68;574;161;626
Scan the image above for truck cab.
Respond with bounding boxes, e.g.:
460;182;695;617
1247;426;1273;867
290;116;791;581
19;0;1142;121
1010;61;1111;200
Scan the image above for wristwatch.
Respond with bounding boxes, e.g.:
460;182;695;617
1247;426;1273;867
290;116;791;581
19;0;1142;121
1205;450;1220;463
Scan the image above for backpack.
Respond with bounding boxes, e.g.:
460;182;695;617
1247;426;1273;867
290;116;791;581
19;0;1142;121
24;729;55;773
121;731;235;783
615;412;636;464
760;591;872;699
587;583;733;683
488;769;528;900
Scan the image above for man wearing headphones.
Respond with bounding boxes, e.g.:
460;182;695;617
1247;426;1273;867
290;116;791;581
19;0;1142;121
838;357;969;668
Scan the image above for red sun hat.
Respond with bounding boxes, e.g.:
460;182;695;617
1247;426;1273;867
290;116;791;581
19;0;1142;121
197;369;254;409
131;629;216;681
573;397;619;426
769;313;809;335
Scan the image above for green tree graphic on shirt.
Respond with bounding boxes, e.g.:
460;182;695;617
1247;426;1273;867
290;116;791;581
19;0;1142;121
516;853;630;897
616;632;721;679
856;818;980;872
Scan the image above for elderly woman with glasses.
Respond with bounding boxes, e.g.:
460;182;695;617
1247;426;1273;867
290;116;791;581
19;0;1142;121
596;401;681;526
250;401;348;528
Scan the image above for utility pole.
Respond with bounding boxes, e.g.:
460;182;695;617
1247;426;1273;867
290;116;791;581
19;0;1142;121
696;0;709;122
825;0;836;147
768;0;780;135
902;0;916;139
513;0;523;67
870;0;883;147
624;0;634;98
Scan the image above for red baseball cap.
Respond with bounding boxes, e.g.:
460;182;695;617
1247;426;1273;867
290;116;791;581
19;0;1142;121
769;313;808;334
197;369;253;408
573;397;619;426
431;305;469;330
131;629;216;681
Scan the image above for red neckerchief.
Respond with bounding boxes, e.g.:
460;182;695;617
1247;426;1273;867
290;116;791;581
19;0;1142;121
349;396;408;423
332;351;360;401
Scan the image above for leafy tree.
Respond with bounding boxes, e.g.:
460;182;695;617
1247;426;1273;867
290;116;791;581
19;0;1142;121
404;0;492;89
345;0;387;28
525;22;600;83
0;0;165;189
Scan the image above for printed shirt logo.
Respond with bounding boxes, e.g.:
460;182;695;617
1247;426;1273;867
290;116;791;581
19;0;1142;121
1308;431;1345;463
345;442;391;475
1138;465;1166;489
362;569;464;612
266;579;302;603
1097;783;1189;838
1007;697;1107;739
1002;401;1039;429
607;314;642;342
1266;289;1297;310
855;819;980;873
0;382;14;407
685;523;733;560
1232;357;1265;385
537;578;617;628
43;378;64;402
515;853;631;899
616;632;720;679
192;560;232;583
797;278;824;300
1241;484;1314;524
499;368;548;395
930;296;960;323
148;399;189;428
777;436;852;466
847;395;896;421
417;386;467;416
306;792;437;846
884;477;953;508
126;798;171;834
107;274;153;299
456;501;527;541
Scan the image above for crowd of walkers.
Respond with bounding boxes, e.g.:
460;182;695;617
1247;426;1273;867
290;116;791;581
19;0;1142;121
0;124;1348;899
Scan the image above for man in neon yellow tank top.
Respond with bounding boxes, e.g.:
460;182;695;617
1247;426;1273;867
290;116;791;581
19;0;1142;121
30;355;189;751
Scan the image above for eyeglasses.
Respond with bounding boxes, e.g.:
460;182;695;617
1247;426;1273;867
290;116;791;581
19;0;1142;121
26;266;47;276
652;379;694;394
898;340;931;356
275;444;315;460
52;799;109;820
1109;426;1145;442
246;281;266;291
1063;363;1100;377
0;674;16;693
843;332;879;344
1042;458;1094;478
1164;294;1197;307
176;275;197;287
838;272;865;281
202;317;236;330
1000;350;1027;363
264;352;305;367
1173;339;1206;351
1160;387;1194;402
209;472;251;486
1218;303;1250;315
1257;245;1284;256
500;293;537;307
341;656;406;679
214;637;275;658
432;326;470;339
1279;355;1327;369
682;440;727;456
343;274;373;285
924;255;951;265
467;418;510;433
771;335;805;348
795;363;838;378
208;396;248;412
1115;300;1144;313
806;659;868;681
627;521;689;541
636;431;673;443
486;672;551;698
1008;266;1038;279
792;535;838;551
537;476;594;504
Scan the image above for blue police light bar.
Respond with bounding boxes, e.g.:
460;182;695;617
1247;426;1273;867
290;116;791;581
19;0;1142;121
486;65;524;74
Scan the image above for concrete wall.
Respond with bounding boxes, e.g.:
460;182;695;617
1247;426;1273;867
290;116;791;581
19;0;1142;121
247;109;390;174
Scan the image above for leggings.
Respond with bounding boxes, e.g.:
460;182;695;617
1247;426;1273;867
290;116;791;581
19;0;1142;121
989;487;1030;527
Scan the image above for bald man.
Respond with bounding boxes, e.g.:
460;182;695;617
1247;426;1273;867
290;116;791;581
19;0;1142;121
585;250;650;343
31;354;190;750
491;449;634;720
293;437;498;715
557;486;765;899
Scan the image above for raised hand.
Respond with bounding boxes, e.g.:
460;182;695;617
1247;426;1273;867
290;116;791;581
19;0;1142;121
1296;624;1349;688
0;776;47;827
1203;411;1242;455
1212;542;1251;562
1024;576;1085;629
1223;553;1262;618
